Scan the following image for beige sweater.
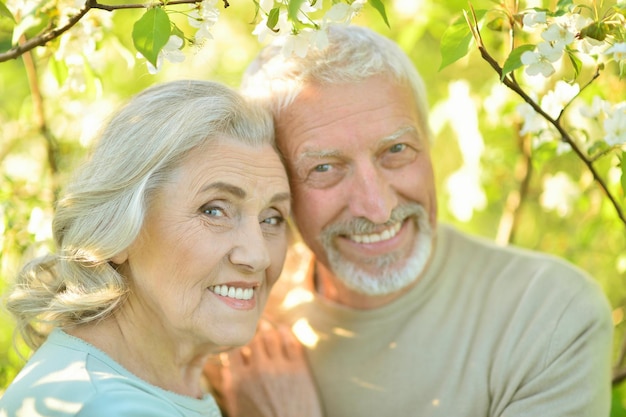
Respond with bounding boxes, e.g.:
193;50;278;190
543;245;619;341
267;224;613;417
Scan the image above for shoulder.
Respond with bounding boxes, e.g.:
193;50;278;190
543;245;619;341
76;390;221;417
76;391;181;417
436;223;612;341
438;223;607;297
0;332;99;416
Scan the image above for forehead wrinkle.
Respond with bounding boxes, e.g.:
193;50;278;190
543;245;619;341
270;192;292;205
201;181;246;199
296;125;420;165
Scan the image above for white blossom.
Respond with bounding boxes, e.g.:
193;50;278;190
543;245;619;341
259;0;276;11
517;102;548;135
521;41;563;77
541;23;575;47
188;0;220;44
540;80;579;119
604;102;626;146
300;0;324;13
253;8;291;42
323;0;364;25
579;96;611;119
522;10;546;28
544;13;590;47
145;35;185;74
606;42;626;62
281;28;328;57
540;172;580;217
53;13;110;91
27;207;53;242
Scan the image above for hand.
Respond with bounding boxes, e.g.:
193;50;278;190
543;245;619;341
204;320;323;417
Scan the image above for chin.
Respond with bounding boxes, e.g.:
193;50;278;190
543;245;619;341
328;209;434;296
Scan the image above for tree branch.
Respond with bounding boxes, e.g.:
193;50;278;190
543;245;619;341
467;17;626;227
0;0;203;63
614;366;626;386
19;34;61;198
496;131;532;245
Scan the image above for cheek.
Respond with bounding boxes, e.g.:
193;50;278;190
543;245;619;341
396;161;436;198
267;239;289;286
292;188;335;234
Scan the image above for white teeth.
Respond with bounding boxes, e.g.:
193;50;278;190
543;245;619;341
210;285;254;300
350;222;401;244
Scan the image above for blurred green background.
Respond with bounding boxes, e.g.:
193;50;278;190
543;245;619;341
1;0;626;413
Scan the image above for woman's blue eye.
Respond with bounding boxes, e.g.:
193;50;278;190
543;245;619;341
203;207;225;217
262;216;285;226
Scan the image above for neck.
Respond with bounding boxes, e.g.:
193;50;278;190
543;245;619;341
66;315;210;399
314;262;417;310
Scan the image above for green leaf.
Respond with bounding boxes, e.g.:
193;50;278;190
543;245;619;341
48;55;69;86
287;0;306;22
621;151;626;198
556;0;574;13
267;7;280;30
439;9;486;71
132;7;171;67
566;50;582;79
0;0;15;23
486;16;505;31
369;0;390;28
171;23;185;45
580;22;609;41
501;44;535;80
587;140;609;157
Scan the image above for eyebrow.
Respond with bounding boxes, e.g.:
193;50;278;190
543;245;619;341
297;125;420;163
202;182;291;205
380;125;419;145
203;182;246;198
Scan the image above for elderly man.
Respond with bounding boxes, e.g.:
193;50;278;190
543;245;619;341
206;24;613;417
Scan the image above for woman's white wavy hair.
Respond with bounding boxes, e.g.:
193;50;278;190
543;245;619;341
7;80;275;350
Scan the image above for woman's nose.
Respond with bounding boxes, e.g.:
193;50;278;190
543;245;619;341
228;219;271;272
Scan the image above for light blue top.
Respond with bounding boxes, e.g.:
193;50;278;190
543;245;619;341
0;329;221;417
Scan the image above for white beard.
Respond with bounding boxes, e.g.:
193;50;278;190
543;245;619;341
321;204;433;296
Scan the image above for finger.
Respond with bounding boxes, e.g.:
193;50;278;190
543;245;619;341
202;355;223;387
237;345;253;366
277;325;304;361
258;321;282;360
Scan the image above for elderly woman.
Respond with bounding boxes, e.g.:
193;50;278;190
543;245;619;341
0;80;291;416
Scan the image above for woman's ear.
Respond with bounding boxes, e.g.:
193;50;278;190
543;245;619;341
110;250;128;265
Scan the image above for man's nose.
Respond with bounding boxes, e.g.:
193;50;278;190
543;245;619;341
347;164;396;224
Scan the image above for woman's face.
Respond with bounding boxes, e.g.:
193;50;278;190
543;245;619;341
116;137;291;352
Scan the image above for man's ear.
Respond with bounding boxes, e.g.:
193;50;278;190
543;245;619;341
110;250;128;265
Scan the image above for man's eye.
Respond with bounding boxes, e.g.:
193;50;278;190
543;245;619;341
314;163;331;173
389;143;407;153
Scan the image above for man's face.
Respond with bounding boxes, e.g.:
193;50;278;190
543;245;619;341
276;75;437;297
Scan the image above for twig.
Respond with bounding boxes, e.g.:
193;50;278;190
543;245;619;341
558;66;602;123
0;0;203;63
496;131;532;245
19;34;61;198
614;367;626;386
465;5;626;227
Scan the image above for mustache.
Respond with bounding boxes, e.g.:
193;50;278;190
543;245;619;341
321;203;427;239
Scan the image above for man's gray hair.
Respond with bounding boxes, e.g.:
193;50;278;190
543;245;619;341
242;24;431;139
